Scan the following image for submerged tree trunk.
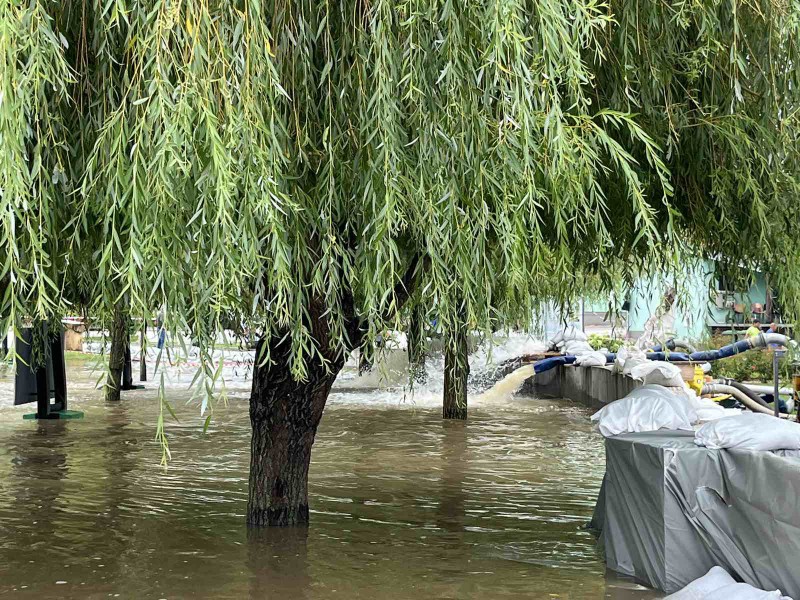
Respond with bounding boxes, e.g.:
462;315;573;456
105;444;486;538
408;304;427;384
248;300;348;526
247;258;424;526
105;303;128;402
443;325;469;420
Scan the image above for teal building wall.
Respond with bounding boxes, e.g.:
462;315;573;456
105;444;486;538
624;261;769;340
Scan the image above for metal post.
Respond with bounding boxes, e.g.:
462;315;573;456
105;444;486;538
774;350;782;418
50;332;67;413
35;356;50;419
139;317;147;382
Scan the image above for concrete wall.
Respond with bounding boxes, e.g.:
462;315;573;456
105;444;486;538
523;364;641;409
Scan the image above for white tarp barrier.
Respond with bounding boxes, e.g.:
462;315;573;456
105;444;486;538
594;430;800;596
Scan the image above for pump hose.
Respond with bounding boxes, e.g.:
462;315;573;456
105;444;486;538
533;333;795;375
651;338;698;354
701;383;788;418
712;378;771;409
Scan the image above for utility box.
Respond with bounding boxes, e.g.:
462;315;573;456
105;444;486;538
14;324;80;419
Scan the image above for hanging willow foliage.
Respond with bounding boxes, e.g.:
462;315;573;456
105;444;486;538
2;0;800;400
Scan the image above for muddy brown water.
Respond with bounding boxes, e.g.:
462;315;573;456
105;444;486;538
0;355;662;599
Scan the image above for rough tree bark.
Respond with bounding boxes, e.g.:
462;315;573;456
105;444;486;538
247;255;426;527
408;303;427;384
443;324;469;420
247;338;343;526
247;297;350;527
105;303;128;402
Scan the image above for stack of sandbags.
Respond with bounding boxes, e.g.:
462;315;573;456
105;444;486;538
614;347;648;374
549;326;594;356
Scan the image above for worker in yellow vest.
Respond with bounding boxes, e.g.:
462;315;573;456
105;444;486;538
744;319;761;338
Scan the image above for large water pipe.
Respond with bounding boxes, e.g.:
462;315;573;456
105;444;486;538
688;333;793;362
744;383;794;397
532;333;794;375
712;378;770;409
650;338;698;354
701;383;789;418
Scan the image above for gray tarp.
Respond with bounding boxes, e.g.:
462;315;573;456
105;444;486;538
595;430;800;596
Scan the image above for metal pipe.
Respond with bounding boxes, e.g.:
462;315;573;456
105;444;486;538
742;383;794;396
712;378;770;408
531;333;795;375
671;338;698;354
651;338;698;354
774;351;781;418
701;383;786;417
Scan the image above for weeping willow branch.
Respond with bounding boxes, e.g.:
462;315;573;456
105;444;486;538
1;0;799;434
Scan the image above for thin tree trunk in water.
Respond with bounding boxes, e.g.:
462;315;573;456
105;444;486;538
408;304;427;384
248;312;345;526
106;303;128;402
443;325;469;420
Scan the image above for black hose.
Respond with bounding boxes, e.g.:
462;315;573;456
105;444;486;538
713;378;771;409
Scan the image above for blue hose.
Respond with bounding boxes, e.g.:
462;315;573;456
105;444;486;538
532;333;790;375
689;339;753;362
533;355;577;374
646;351;692;362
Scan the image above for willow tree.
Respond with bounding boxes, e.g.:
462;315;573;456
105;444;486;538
3;0;800;526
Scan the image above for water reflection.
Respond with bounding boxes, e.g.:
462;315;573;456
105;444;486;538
0;361;663;599
436;420;468;532
248;527;311;600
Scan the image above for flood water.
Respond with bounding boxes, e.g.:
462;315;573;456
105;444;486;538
0;345;661;599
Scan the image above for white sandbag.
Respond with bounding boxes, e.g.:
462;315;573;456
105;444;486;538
591;384;697;437
621;349;648;375
563;339;594;356
663;566;737;600
629;361;684;387
702;582;792;600
550;325;586;348
613;347;628;373
574;351;607;367
695;412;800;451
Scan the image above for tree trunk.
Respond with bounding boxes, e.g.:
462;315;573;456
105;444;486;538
248;334;343;527
408;304;427;384
105;303;128;402
246;257;422;526
443;325;469;420
122;340;133;389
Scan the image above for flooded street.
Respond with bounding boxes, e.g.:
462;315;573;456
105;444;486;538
0;349;660;599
